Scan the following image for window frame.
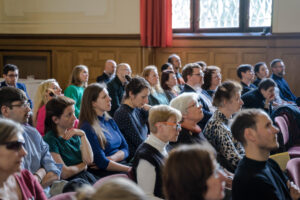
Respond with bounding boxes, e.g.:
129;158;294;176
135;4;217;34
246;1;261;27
172;0;272;33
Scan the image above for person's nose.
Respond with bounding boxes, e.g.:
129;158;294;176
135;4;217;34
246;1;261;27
20;146;27;157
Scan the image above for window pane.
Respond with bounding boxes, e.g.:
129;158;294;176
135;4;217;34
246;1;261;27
172;0;191;29
199;0;239;29
249;0;272;27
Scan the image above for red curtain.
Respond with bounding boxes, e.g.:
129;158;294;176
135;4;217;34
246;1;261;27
140;0;172;47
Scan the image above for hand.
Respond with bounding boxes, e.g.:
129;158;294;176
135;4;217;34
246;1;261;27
63;129;85;140
287;181;300;200
142;104;151;111
89;163;99;170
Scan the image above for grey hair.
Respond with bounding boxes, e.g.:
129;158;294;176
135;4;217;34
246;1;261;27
170;92;199;115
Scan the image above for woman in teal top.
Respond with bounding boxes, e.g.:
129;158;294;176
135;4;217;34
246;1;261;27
64;65;89;118
43;96;96;184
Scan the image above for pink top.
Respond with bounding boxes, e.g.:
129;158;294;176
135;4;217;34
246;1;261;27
14;169;47;200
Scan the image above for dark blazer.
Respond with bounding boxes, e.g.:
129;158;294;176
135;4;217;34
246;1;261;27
96;72;112;84
0;81;33;108
107;76;125;117
181;84;212;130
241;81;257;95
242;88;272;115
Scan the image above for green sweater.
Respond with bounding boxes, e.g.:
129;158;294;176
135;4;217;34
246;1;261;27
64;85;84;118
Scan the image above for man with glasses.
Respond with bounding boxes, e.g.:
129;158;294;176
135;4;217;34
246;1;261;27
0;64;33;108
0;87;61;193
181;63;212;130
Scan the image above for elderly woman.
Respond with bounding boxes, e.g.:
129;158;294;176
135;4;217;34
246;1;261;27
161;70;179;102
142;65;169;106
253;62;269;87
132;105;182;200
114;77;151;161
64;65;89;118
202;66;222;98
33;79;63;136
0;118;47;200
79;83;130;178
44;96;96;184
163;144;226;200
169;92;206;148
203;81;245;172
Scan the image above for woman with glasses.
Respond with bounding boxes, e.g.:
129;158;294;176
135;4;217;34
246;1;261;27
131;105;182;199
202;66;222;98
169;92;206;149
163;143;226;200
0;118;47;200
203;81;245;173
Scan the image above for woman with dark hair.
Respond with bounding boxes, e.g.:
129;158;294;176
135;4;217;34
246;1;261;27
203;81;245;172
64;65;89;118
163;144;226;200
202;66;222;98
44;96;96;184
0;118;47;200
114;77;151;161
160;63;173;72
253;62;269;87
79;83;130;178
160;70;179;102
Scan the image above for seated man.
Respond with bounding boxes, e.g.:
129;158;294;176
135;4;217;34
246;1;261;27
237;64;256;95
168;54;185;89
242;78;276;115
0;64;33;108
96;59;117;84
270;58;300;106
0;87;61;189
231;109;300;200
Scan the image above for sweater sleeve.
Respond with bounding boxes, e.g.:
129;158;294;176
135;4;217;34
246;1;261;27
64;85;80;117
80;122;110;169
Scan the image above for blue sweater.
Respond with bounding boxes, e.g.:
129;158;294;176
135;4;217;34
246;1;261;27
271;74;297;102
80;115;129;170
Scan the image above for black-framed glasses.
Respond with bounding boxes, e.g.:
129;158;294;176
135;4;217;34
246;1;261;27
10;101;30;109
0;140;25;151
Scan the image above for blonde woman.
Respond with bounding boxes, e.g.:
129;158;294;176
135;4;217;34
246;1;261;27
33;79;62;136
64;65;89;118
142;65;169;106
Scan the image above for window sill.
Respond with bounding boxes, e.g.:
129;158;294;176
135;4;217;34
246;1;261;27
173;32;272;39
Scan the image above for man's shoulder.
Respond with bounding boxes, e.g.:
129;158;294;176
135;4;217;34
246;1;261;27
0;81;6;87
22;124;43;140
16;82;26;89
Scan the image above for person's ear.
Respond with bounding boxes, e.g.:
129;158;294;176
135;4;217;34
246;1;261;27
1;105;9;118
244;128;256;143
52;116;59;125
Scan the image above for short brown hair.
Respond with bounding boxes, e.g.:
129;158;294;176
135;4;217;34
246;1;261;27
69;65;88;87
182;63;201;82
213;80;242;107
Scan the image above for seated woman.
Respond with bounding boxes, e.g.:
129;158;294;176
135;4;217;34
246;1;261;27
64;65;89;118
203;81;245;172
160;62;173;72
0;118;47;200
202;66;222;99
114;77;151;161
169;92;206;148
253;62;269;87
44;96;96;184
142;65;169;106
79;83;131;178
132;105;182;199
161;70;180;102
163;143;226;200
33;79;63;136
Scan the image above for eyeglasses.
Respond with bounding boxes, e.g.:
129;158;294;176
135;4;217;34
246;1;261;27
10;101;30;108
157;121;181;131
0;140;25;151
7;74;18;78
192;72;204;77
187;102;201;109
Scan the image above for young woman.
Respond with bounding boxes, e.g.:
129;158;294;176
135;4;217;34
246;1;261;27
142;65;169;106
203;81;245;172
163;144;226;200
114;77;151;161
64;65;89;118
33;79;63;136
161;70;179;102
79;83;130;178
0;118;47;200
253;62;269;87
44;96;96;184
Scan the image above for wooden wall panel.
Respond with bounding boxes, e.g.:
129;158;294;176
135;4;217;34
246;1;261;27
52;50;73;89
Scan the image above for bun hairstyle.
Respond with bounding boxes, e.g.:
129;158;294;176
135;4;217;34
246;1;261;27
124;76;150;100
213;80;242;107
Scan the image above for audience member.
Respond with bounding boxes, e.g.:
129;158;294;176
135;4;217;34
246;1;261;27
242;78;276;115
0;118;47;200
0;87;61;189
181;63;212;130
132;105;182;200
142;65;169;105
195;60;207;71
202;66;222;98
203;81;245;172
96;60;117;84
107;63;132;116
160;70;179;102
76;177;147;200
168;54;185;89
160;63;173;72
114;77;151;161
44;96;96;184
64;65;89;118
33;79;63;136
0;64;33;108
237;64;256;95
253;62;269;86
79;83;130;178
231;109;300;200
270;58;300;106
163;143;226;200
